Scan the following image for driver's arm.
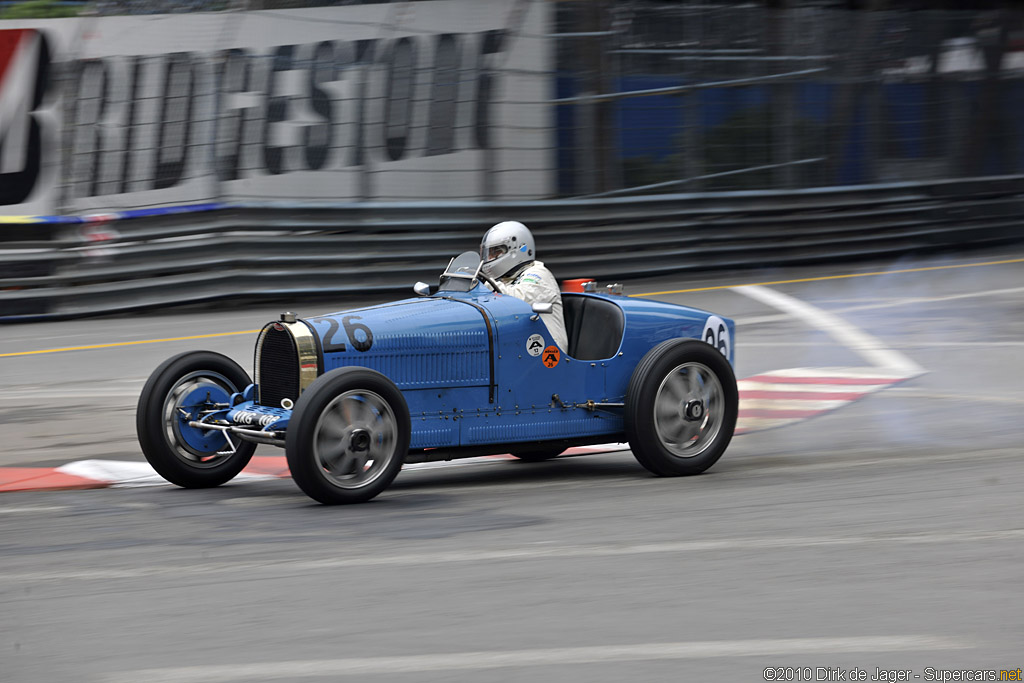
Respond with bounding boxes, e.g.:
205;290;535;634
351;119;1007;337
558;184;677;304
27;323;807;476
496;266;568;350
494;270;545;302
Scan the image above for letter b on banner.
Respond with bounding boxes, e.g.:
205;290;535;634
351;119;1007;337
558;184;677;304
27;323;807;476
0;29;52;207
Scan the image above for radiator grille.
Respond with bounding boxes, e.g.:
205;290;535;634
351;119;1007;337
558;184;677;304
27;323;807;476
258;326;300;408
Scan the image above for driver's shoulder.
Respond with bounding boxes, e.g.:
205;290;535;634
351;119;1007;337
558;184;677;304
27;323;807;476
517;260;553;281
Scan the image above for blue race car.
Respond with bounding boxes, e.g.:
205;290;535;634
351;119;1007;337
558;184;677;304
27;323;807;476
137;252;738;504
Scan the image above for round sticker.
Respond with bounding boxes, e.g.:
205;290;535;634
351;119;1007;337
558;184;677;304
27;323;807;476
701;315;730;358
526;334;545;357
542;345;560;368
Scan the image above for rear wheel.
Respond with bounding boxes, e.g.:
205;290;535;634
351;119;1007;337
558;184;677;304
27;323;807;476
286;368;410;505
136;351;256;488
625;339;737;476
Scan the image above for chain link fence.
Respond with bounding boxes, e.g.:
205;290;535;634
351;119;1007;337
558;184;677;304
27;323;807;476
554;2;1024;197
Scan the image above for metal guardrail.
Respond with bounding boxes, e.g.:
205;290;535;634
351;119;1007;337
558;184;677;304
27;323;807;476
2;176;1023;322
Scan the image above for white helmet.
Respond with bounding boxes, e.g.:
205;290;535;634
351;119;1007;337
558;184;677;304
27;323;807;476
480;221;535;279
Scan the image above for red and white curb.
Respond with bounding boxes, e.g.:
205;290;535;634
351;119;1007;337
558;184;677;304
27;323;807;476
735;366;916;434
0;445;632;493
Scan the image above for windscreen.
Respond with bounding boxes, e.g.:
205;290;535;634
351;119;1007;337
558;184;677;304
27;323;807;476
438;251;482;292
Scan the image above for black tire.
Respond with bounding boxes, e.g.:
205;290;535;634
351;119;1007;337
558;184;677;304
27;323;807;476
286;368;410;505
137;351;257;488
511;447;565;462
625;339;738;477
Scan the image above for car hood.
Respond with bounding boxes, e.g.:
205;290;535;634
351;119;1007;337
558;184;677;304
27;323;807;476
303;297;492;389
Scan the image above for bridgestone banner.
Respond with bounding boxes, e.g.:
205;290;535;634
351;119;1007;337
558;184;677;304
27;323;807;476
0;0;553;216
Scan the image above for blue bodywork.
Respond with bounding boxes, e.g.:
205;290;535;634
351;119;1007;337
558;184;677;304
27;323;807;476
213;282;735;454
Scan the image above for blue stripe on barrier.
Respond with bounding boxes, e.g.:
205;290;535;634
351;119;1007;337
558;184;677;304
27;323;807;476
110;203;229;219
0;215;84;224
1;202;231;225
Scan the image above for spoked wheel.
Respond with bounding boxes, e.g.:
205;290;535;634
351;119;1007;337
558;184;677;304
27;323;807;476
625;339;738;476
286;368;410;504
136;351;256;488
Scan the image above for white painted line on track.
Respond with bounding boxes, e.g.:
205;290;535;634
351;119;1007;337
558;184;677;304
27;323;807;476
3;529;1020;583
733;448;1021;475
736;312;804;326
733;416;806;431
739;380;892;394
1;379;146;402
735;285;1024;327
881;388;1024;405
744;341;1024;349
0;505;68;515
99;636;968;682
745;366;911;380
0;391;139;402
733;285;925;376
738;398;850;411
812;285;1024;314
888;341;1024;348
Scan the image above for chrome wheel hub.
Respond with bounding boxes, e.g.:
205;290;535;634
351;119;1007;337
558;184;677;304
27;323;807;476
653;362;724;458
683;399;705;421
313;390;397;489
162;371;236;466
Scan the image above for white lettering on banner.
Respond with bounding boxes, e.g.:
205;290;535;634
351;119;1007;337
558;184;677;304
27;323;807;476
66;35;504;191
1;2;551;213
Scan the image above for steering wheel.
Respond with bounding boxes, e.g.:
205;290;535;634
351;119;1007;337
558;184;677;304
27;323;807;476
478;272;500;292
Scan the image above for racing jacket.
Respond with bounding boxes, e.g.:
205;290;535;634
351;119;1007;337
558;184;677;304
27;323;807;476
495;260;568;351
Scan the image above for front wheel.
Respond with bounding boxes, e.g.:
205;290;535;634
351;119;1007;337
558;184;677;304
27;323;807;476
286;368;410;505
136;351;257;488
625;339;738;477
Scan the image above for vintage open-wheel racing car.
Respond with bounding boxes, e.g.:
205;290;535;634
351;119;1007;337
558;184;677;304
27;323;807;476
136;252;739;504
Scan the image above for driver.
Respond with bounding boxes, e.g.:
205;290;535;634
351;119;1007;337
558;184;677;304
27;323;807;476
480;221;568;351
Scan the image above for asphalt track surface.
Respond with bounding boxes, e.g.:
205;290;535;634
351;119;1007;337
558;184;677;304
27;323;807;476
2;246;1023;682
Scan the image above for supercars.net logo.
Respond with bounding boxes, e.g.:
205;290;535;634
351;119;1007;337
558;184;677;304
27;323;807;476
0;28;51;206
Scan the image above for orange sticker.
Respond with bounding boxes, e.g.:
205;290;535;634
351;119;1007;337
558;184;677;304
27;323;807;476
542;345;560;368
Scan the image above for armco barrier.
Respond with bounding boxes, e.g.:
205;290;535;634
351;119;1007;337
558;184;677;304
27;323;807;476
1;177;1023;322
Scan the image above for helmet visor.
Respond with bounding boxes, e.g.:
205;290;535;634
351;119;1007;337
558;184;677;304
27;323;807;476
484;244;508;261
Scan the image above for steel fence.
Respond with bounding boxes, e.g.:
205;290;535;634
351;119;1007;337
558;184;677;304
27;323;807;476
3;174;1022;321
554;4;1024;196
